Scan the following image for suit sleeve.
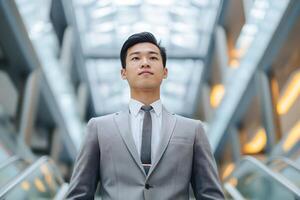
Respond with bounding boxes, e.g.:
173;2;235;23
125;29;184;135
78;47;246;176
66;118;100;199
191;121;225;200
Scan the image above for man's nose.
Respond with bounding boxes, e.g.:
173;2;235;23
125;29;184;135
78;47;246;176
141;57;150;68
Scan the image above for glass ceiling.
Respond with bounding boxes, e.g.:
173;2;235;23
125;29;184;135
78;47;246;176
76;0;221;116
72;0;221;57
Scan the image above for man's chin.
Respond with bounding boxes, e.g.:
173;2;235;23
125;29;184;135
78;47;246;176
132;85;160;90
140;86;158;90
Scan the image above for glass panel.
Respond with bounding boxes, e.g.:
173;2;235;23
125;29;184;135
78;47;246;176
269;159;300;188
278;167;300;188
2;162;62;199
228;159;297;200
0;140;13;164
0;159;29;188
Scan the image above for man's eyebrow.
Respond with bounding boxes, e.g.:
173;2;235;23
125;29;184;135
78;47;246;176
128;52;140;56
148;51;159;55
128;51;159;56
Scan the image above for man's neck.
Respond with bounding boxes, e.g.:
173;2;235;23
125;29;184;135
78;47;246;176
130;88;160;105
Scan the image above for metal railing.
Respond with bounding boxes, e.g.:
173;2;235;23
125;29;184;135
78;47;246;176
223;182;245;200
268;156;300;172
0;156;20;170
224;156;300;199
0;156;65;198
0;156;48;196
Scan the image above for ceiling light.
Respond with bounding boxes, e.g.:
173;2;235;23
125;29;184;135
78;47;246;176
277;71;300;115
210;84;225;108
283;120;300;152
243;127;267;154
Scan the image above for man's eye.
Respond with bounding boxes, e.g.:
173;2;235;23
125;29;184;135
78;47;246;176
131;57;139;61
150;57;158;60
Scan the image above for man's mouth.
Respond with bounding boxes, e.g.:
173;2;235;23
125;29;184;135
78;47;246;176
139;71;154;75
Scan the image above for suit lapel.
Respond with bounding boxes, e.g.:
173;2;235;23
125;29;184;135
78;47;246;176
113;109;146;176
147;106;177;178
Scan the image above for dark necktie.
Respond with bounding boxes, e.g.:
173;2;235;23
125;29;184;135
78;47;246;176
141;105;153;174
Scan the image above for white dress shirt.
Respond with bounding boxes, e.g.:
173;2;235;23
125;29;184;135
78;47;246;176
129;98;162;161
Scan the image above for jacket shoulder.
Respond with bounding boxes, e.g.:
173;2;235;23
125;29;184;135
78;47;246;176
88;112;117;124
174;114;203;127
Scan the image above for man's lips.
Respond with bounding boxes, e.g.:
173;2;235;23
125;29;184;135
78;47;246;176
138;71;154;75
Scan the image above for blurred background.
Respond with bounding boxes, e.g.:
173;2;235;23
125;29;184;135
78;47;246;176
0;0;299;199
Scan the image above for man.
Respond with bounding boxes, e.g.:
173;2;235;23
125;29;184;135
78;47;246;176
66;32;225;199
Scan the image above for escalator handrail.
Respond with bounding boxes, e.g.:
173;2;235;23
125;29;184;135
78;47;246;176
223;182;246;200
0;156;20;170
267;156;300;172
0;156;63;197
53;183;69;200
240;156;300;197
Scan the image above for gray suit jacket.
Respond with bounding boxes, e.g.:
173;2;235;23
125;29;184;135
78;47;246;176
66;107;224;200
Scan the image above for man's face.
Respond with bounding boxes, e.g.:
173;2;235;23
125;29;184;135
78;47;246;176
121;42;168;90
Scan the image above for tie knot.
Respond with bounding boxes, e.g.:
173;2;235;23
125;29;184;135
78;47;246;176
141;105;153;112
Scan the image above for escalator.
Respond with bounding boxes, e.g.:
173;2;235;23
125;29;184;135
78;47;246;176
0;156;29;189
223;156;300;200
0;127;68;200
268;157;300;188
0;156;68;199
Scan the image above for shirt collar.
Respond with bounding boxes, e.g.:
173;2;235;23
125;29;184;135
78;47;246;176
129;98;162;117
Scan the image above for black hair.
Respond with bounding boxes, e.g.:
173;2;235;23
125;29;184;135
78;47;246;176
120;32;167;68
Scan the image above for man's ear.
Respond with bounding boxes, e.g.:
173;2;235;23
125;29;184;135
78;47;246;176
163;67;168;79
121;68;127;79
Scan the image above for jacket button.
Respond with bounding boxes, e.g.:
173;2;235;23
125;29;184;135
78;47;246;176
145;183;151;189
